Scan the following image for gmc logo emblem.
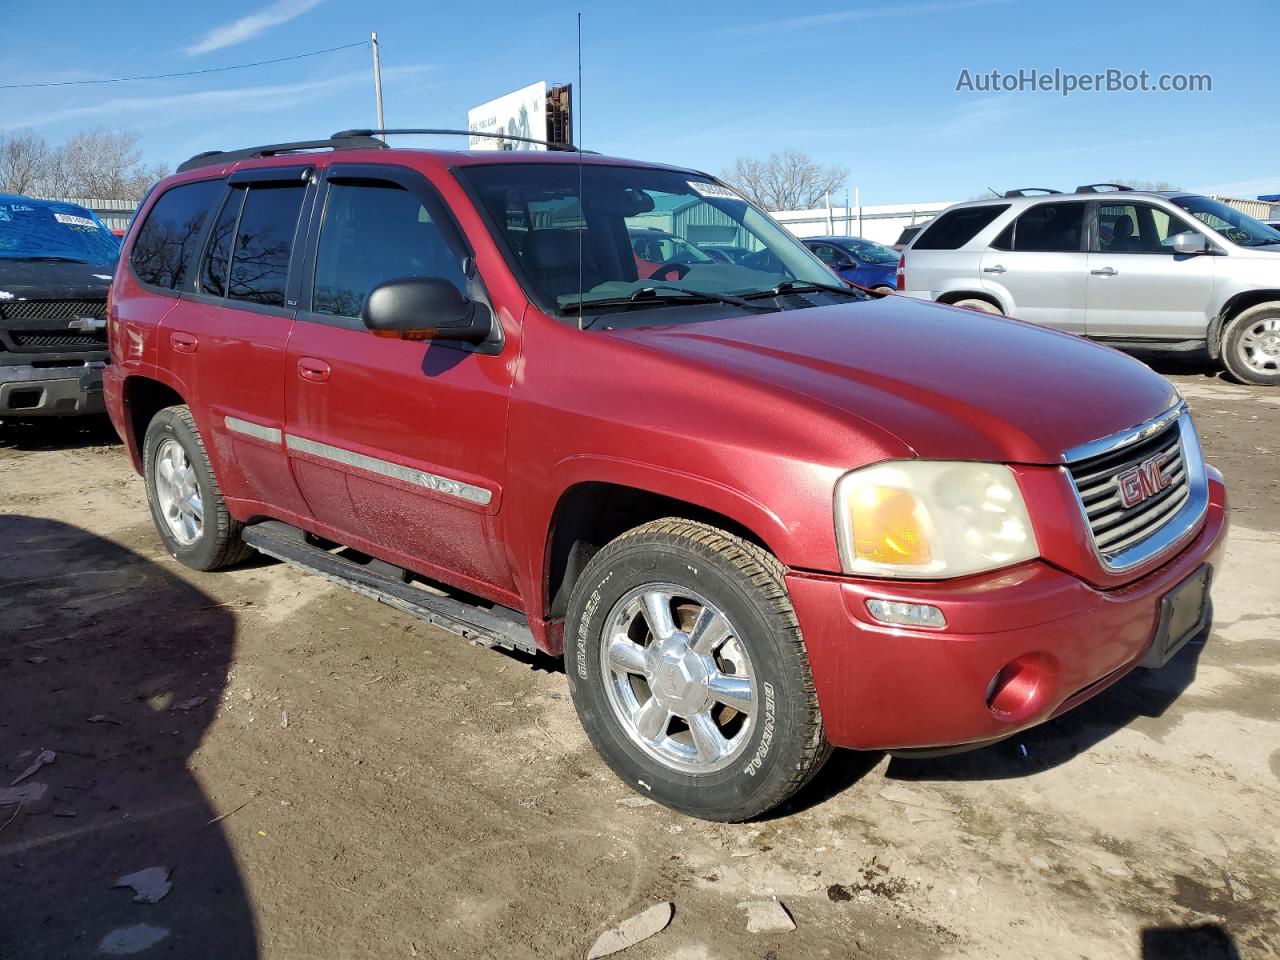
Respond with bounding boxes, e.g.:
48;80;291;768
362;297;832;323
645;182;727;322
1117;453;1173;508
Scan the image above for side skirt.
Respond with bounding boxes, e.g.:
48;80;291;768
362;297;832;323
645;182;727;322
242;520;538;655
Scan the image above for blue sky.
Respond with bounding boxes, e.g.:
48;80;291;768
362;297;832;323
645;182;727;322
1;0;1275;204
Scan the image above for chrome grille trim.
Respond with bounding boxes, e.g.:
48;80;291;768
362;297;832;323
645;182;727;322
1062;404;1208;573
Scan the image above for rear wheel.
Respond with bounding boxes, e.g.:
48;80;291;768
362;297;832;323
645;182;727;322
143;405;251;571
952;297;1001;314
1221;303;1280;386
565;519;830;821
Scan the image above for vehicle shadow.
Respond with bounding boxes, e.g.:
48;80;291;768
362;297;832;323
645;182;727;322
1141;922;1241;960
1129;349;1226;383
0;516;257;959
0;413;120;451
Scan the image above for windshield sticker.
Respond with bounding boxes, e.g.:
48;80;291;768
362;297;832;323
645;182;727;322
9;204;34;212
94;274;114;280
0;291;12;300
53;213;98;228
688;181;744;201
0;209;10;222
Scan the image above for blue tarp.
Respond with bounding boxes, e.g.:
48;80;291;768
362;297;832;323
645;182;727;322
0;195;120;264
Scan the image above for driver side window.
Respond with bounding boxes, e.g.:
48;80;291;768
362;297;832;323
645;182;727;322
312;180;467;320
810;243;841;265
1094;203;1197;254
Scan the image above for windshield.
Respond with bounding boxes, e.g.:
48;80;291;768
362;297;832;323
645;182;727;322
1170;196;1280;247
0;199;120;263
458;164;836;313
843;239;898;264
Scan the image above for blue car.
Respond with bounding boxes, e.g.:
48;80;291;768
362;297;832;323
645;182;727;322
802;236;899;292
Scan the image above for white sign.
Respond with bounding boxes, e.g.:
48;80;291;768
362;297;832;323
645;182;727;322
467;81;547;151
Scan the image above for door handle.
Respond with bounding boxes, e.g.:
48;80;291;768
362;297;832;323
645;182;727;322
1091;267;1118;276
170;332;198;354
983;265;1007;274
297;357;331;383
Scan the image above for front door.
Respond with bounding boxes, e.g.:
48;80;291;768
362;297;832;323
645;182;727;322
979;200;1088;333
1084;200;1218;340
283;164;519;601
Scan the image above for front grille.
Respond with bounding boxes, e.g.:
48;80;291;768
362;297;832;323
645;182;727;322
0;299;106;321
1067;417;1190;560
10;332;104;347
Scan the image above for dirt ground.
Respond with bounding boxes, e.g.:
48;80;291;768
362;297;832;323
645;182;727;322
2;356;1277;960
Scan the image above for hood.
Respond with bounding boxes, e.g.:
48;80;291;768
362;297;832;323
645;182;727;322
0;259;114;306
612;296;1179;465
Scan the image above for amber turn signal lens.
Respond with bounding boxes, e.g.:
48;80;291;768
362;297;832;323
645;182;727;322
848;486;931;565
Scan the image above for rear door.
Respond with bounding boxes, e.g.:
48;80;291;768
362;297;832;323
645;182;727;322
903;204;1007;301
161;167;313;518
1084;200;1217;340
283;163;519;600
978;200;1088;332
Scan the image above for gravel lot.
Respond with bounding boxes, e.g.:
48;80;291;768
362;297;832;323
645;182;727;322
2;358;1277;960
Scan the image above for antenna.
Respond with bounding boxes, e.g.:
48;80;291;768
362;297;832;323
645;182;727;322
371;32;385;137
576;12;585;327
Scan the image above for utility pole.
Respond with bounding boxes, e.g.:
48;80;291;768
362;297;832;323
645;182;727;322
371;32;385;135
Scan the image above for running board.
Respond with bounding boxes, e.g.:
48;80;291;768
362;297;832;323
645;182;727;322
242;521;538;655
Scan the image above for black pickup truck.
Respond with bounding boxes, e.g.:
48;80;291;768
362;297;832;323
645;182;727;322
0;196;120;418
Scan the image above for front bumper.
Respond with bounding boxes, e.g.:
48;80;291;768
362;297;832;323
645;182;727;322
0;360;106;417
788;471;1228;751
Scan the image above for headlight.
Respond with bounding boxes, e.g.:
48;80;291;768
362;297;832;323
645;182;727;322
834;461;1038;578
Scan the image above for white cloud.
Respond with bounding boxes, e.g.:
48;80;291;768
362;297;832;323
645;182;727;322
937;96;1024;137
184;0;325;56
725;0;1017;36
0;65;433;132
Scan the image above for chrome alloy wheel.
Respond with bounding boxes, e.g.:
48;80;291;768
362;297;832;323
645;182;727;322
154;438;204;546
600;583;756;774
1239;316;1280;374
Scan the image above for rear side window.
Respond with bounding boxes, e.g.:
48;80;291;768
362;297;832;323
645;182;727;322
227;183;306;307
312;180;467;320
990;201;1085;253
912;205;1008;250
130;180;222;289
200;188;243;298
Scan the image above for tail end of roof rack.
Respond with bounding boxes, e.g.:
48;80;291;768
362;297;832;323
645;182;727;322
1075;183;1135;193
176;136;387;173
1002;187;1062;198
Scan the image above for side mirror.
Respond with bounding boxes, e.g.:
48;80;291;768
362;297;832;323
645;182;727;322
1171;232;1209;255
361;277;491;343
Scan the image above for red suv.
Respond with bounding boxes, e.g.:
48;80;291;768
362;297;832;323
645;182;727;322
104;131;1228;821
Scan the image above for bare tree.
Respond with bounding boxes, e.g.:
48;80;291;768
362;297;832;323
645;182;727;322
0;130;49;195
721;151;848;211
1112;177;1184;192
0;127;167;200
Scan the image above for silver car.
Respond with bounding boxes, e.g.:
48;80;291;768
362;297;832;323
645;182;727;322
899;184;1280;386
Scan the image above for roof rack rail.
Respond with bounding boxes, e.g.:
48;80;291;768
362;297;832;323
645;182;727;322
1002;187;1062;198
331;128;593;153
1075;183;1134;193
176;136;387;173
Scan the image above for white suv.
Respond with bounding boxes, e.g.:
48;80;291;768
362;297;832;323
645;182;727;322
899;184;1280;386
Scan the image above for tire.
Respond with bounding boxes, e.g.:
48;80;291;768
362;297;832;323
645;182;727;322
952;297;1000;315
564;518;831;821
143;405;251;571
1221;302;1280;386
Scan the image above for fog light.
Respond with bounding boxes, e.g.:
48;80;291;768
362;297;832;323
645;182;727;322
865;598;946;629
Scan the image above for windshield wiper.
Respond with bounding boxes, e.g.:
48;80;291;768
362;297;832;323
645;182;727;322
563;285;774;318
740;280;870;301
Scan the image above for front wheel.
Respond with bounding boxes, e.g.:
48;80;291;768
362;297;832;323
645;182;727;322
565;519;830;821
1221;303;1280;386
